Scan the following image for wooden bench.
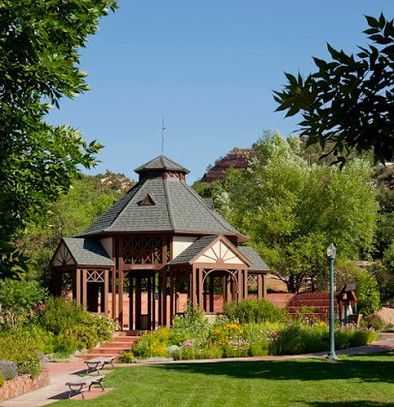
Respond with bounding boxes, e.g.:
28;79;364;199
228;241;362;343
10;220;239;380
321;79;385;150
65;375;105;399
84;356;116;374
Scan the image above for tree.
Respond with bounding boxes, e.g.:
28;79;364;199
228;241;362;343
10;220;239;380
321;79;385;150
214;132;378;292
15;173;132;284
0;0;118;278
274;14;394;166
0;279;47;328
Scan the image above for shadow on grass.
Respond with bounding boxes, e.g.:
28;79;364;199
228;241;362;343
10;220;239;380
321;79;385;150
149;351;394;385
304;402;394;407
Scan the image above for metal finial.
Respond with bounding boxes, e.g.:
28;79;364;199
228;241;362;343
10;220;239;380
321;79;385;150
161;118;166;155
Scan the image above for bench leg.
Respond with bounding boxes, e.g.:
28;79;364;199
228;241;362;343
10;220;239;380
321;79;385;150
89;380;105;392
104;360;115;370
68;385;85;400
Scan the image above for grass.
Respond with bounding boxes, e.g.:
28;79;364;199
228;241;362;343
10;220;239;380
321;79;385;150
55;351;394;406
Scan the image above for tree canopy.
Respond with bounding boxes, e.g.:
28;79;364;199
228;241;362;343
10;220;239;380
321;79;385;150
213;132;378;292
0;0;117;278
274;14;394;166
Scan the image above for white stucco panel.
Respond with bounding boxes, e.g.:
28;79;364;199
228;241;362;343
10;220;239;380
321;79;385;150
172;236;197;259
195;240;244;265
100;237;113;258
52;242;76;266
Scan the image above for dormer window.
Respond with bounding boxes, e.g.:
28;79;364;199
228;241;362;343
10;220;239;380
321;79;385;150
140;193;156;206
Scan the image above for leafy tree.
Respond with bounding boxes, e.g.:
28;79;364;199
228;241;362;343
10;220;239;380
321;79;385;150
355;270;381;315
274;14;394;166
0;0;118;278
214;132;378;292
15;173;131;284
0;279;47;328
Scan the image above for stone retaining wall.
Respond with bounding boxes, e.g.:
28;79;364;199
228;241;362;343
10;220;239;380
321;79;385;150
0;370;50;401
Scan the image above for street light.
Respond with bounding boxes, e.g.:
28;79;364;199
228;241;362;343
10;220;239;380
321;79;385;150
326;243;337;360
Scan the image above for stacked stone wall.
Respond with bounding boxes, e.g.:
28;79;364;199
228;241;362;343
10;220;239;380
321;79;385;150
0;370;49;401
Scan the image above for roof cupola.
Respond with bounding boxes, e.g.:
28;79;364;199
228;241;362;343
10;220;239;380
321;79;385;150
134;155;189;182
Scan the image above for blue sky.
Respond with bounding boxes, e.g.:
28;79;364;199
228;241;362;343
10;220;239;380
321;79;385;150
48;1;393;183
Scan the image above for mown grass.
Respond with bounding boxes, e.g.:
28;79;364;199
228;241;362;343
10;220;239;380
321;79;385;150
55;351;394;406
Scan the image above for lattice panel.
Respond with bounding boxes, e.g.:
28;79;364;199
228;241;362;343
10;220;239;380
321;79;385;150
122;238;163;265
248;275;258;290
87;270;105;282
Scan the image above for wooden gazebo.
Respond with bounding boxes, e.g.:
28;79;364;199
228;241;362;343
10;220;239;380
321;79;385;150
50;155;269;330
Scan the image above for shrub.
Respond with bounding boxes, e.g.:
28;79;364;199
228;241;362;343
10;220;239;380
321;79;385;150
356;271;381;315
0;279;47;328
361;314;386;331
36;296;115;355
0;372;4;388
36;297;83;335
0;333;42;377
0;361;18;380
224;299;289;324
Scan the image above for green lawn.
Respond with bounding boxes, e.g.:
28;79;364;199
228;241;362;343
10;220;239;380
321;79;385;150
55;351;394;407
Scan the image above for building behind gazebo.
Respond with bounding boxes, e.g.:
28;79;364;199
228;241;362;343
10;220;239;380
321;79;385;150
50;155;269;330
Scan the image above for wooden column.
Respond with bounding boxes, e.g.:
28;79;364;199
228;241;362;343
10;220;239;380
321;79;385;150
263;273;268;298
191;266;197;308
104;269;109;317
237;270;243;303
118;270;124;329
226;274;232;303
76;269;81;305
243;269;248;299
129;276;134;330
111;238;117;320
209;275;214;313
257;274;263;299
198;268;204;308
147;274;152;330
82;269;87;312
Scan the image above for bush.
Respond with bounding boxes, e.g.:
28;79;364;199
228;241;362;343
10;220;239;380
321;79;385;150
36;296;115;354
0;333;43;377
224;299;289;324
0;361;18;380
356;271;381;315
361;314;387;331
0;372;4;388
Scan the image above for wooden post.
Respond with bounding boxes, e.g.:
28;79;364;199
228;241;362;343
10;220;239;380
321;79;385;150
243;269;248;299
257;274;263;299
209;275;214;313
76;269;81;305
237;270;243;303
104;269;109;317
111;238;117;321
147;274;152;330
198;268;203;308
191;266;197;308
118;270;124;329
129;275;134;330
82;269;87;312
263;273;268;298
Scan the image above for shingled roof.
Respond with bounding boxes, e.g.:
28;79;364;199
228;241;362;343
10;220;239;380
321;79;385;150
62;237;114;266
77;155;247;241
238;246;270;271
135;155;189;174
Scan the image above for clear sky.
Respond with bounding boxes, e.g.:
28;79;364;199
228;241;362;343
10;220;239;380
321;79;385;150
48;1;393;183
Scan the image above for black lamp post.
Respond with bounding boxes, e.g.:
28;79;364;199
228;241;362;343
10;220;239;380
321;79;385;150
326;243;337;360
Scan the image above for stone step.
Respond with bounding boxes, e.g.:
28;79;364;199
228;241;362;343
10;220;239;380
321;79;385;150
79;353;121;361
88;347;125;355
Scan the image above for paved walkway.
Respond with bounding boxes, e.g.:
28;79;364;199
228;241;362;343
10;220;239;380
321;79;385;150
1;335;393;407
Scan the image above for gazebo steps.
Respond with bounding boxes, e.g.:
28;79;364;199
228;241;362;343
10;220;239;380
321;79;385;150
79;331;140;361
